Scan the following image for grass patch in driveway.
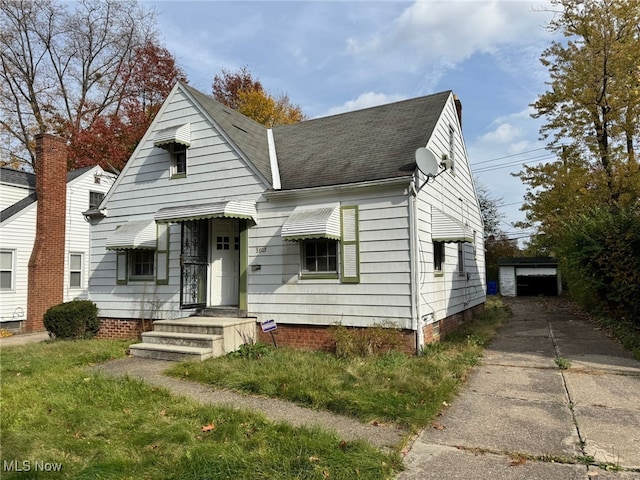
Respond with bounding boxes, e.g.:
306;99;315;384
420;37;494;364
1;340;399;479
168;300;510;432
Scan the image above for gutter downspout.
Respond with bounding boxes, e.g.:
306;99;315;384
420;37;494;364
409;178;424;353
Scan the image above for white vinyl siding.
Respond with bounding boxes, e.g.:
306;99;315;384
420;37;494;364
0;166;114;321
0;184;33;210
248;186;413;329
415;94;485;324
63;167;114;302
89;87;267;319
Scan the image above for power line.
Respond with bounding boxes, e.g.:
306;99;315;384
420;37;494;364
473;154;556;173
471;147;549;166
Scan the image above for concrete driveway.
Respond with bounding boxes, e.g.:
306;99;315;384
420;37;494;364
400;297;640;480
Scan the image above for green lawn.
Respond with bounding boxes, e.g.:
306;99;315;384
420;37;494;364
1;341;399;479
0;298;509;479
167;299;509;431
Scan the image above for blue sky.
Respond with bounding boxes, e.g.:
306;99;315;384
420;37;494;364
148;0;560;244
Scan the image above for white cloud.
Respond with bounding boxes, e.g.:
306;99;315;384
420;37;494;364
322;92;407;117
346;1;555;76
481;123;521;144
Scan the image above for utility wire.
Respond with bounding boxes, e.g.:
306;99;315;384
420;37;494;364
473;154;556;173
471;147;549;166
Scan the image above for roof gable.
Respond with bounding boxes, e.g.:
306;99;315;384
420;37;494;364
181;83;272;185
272;91;451;190
0;165;100;223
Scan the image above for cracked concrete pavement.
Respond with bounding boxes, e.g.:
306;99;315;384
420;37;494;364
399;297;640;480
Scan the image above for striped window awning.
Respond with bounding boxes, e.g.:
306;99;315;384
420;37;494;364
154;123;191;149
154;200;257;224
432;208;474;243
105;220;157;250
281;204;341;241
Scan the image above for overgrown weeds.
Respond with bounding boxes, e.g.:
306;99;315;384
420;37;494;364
331;320;404;358
594;315;640;361
169;300;510;431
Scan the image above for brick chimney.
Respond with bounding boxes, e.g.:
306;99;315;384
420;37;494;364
26;134;67;332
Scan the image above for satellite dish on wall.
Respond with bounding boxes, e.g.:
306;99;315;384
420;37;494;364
415;147;439;177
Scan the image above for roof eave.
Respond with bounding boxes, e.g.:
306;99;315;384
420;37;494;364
263;176;413;200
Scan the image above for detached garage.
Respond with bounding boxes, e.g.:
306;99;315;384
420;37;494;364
498;257;561;297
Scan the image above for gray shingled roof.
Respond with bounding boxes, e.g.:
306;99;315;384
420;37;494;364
180;83;451;192
181;83;272;185
0;167;35;189
273;91;451;190
0;166;95;223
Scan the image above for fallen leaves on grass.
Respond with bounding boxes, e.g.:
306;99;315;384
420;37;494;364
201;423;215;432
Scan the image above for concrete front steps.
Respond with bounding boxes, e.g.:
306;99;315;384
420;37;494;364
129;316;257;362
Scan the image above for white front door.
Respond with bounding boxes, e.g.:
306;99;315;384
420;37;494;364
209;219;240;306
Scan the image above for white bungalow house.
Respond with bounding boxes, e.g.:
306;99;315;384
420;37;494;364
0;163;115;331
88;81;485;359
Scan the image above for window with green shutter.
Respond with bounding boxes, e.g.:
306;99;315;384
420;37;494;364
340;205;360;283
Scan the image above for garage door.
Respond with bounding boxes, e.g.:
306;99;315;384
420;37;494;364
516;267;558;296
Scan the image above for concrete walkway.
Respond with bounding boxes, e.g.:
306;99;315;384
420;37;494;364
0;330;50;347
400;297;640;479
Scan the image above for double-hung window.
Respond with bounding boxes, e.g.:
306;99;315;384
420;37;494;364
1;250;15;290
69;253;83;288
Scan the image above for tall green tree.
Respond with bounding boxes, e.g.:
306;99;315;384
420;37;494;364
517;0;640;251
519;0;640;322
0;0;159;169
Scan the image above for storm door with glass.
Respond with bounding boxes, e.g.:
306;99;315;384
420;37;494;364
180;219;208;308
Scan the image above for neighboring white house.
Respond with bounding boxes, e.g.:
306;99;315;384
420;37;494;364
88;81;486;352
0;165;115;330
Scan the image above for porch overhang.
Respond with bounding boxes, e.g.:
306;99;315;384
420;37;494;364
154;200;257;224
154;123;191;149
105;220;157;250
432;208;474;243
281;204;341;241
